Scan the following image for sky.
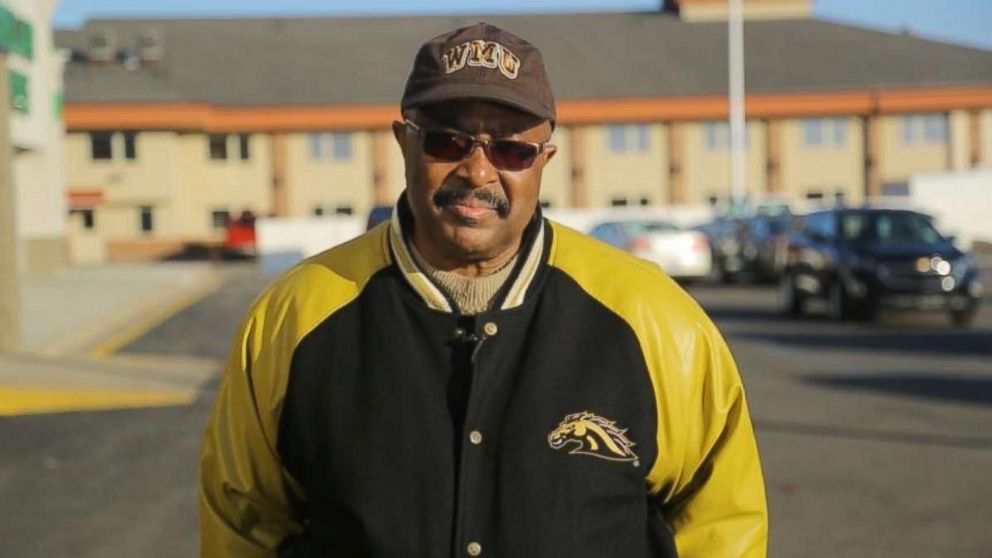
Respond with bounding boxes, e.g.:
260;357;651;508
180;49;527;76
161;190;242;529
52;0;992;51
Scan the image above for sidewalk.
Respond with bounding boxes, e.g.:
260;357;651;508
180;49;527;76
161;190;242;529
20;262;223;356
0;262;225;416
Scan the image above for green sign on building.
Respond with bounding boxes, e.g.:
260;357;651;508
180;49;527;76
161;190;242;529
1;3;33;114
0;4;34;60
9;69;27;113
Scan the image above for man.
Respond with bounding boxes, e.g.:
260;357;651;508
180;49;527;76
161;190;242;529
200;22;767;558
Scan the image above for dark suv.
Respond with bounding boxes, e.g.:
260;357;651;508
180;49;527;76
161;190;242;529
780;208;983;325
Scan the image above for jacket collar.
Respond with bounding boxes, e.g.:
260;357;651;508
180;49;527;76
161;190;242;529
388;193;547;313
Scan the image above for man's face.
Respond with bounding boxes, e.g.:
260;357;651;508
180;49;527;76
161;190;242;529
393;100;556;267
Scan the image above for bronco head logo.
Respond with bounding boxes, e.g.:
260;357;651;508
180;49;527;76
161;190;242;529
548;411;639;464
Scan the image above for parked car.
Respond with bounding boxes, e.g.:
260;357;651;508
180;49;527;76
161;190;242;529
589;219;712;281
366;205;393;230
223;210;257;257
740;214;796;282
780;208;983;325
695;217;748;283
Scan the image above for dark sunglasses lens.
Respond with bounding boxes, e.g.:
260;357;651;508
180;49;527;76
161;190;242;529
422;130;471;161
489;140;539;170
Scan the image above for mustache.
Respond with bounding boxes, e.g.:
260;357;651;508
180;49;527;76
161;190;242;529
432;185;511;218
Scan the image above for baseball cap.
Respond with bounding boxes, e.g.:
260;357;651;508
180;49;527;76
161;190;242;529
400;23;557;124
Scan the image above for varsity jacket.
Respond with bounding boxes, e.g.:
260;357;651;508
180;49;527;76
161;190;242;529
199;201;768;558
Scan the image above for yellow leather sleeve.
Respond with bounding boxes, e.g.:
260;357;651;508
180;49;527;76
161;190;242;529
199;227;391;557
549;222;768;558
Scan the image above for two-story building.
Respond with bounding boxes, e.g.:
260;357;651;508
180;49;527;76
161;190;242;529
54;0;992;260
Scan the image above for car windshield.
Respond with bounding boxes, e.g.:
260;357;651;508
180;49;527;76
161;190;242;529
766;217;792;235
840;212;944;244
623;221;679;235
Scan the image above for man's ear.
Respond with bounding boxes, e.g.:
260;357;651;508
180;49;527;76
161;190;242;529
391;121;408;157
543;144;558;164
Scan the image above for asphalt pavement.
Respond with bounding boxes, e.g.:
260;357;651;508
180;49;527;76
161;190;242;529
0;263;989;557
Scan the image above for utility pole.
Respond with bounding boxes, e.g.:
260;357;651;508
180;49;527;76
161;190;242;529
0;50;22;353
728;0;747;210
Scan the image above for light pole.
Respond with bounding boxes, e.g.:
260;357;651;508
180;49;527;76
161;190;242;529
728;0;747;210
0;48;22;353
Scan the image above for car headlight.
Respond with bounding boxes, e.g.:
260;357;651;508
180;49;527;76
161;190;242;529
951;254;976;279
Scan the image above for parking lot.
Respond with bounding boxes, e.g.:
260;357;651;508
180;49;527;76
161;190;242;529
0;264;989;557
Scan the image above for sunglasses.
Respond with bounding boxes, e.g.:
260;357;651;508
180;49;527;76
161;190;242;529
404;120;551;171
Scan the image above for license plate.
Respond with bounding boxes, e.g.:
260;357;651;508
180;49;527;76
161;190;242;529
889;294;946;310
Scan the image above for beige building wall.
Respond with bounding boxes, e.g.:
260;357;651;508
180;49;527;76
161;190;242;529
382;130;408;207
981;109;992;167
538;125;570;208
582;124;668;207
57;107;991;254
65;131;183;239
286;131;375;218
778;117;864;204
878;113;949;184
176;132;272;238
949;109;972;171
682;120;766;204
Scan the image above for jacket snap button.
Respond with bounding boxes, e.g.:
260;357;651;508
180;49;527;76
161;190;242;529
467;542;482;556
483;322;498;336
469;430;483;445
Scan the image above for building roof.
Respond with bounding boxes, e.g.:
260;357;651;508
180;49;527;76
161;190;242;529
54;12;992;107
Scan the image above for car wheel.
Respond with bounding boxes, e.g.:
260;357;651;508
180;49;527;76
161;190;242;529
828;281;849;322
950;307;978;328
780;273;804;317
849;299;876;322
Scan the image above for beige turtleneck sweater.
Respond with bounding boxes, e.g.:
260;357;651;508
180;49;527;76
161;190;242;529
409;242;519;315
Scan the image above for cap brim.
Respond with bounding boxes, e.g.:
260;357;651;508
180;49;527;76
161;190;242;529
402;81;555;122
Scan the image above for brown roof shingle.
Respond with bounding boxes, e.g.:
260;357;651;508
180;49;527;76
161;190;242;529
55;12;992;106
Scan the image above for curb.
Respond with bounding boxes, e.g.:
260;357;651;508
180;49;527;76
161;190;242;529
36;270;224;358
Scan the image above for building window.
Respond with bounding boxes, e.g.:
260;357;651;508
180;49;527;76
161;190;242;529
139;205;154;233
639;197;650;206
923;114;947;142
212;210;231;229
832;119;848;145
70;209;96;230
334;205;354;216
610;197;629;207
803;119;823;146
309;132;354;161
332;133;352;160
539;199;553;209
901;114;947;145
239;134;251;161
606;124;650;153
805;191;824;201
900;116;916;144
882;181;910;196
123;132;138;160
704;121;730;151
803;118;847;148
308;134;323;160
313;206;325;217
90;132;113;160
209;134;228;160
608;126;625;152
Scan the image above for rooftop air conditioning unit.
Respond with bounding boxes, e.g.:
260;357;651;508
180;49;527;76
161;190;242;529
88;28;116;62
137;29;164;63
